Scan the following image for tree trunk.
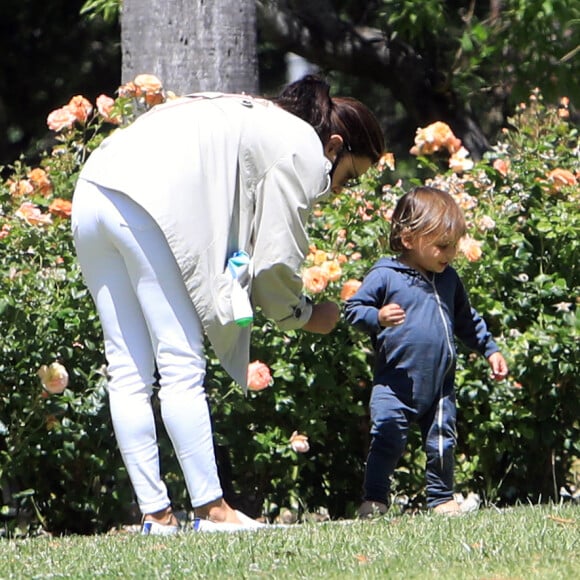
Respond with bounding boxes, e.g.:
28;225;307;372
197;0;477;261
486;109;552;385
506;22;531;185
121;0;258;96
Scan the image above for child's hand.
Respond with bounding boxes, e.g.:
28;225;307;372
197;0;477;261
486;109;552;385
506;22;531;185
378;303;406;327
487;352;508;380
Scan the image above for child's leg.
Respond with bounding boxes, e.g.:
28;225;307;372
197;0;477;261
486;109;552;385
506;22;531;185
420;392;457;509
363;385;411;505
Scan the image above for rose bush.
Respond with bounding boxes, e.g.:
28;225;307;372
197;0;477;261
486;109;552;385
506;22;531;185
0;80;577;534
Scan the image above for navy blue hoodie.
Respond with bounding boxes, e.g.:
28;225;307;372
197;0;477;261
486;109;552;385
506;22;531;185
345;257;498;411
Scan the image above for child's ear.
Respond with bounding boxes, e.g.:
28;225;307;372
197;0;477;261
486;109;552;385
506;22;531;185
401;233;414;250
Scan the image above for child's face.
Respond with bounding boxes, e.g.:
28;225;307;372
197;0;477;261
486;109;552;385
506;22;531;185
402;234;459;276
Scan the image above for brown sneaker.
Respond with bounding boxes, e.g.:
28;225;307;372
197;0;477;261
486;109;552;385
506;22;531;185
357;501;388;519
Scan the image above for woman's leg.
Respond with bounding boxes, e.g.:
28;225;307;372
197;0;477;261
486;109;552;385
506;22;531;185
72;181;224;516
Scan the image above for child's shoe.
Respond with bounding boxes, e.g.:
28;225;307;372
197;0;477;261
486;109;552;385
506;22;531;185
357;501;388;519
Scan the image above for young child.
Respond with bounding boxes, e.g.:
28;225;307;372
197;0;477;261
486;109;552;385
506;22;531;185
344;186;508;516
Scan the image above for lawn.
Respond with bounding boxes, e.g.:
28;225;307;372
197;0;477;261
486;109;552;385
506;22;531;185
1;503;578;579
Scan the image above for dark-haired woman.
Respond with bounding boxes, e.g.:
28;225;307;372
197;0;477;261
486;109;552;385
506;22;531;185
72;75;384;534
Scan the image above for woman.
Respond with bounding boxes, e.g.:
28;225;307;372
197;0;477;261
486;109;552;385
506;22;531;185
72;75;384;534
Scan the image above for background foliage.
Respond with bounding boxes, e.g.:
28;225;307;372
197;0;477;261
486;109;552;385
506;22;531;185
0;84;577;535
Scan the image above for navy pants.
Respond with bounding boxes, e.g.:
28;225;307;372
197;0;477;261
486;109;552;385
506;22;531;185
363;384;457;508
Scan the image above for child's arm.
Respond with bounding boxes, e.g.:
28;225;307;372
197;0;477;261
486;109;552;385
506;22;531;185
344;269;390;333
487;351;508;381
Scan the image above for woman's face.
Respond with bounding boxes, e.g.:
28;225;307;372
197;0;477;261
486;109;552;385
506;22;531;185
330;153;372;193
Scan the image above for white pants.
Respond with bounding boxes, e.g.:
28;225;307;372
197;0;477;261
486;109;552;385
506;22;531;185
72;179;223;514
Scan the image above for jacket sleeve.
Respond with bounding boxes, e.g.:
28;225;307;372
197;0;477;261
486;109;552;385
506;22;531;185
453;277;499;358
251;151;328;330
344;268;387;335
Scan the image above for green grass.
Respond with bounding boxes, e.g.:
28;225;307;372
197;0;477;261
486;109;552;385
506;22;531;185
1;504;578;579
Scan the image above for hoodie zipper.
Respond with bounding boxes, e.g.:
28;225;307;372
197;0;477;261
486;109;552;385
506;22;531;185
429;276;455;469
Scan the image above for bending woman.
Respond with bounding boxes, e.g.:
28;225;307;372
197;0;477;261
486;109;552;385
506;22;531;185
72;75;384;534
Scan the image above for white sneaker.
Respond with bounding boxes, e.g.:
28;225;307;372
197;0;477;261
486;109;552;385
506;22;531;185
141;521;180;536
192;510;266;533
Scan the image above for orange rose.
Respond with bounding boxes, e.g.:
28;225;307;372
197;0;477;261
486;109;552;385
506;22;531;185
0;224;11;239
247;360;272;392
134;74;164;105
67;95;93;124
547;168;577;192
96;94;120;125
459;235;483;262
38;362;69;395
48;198;72;218
492;158;510;177
320;259;342;282
410;122;462;156
8;179;34;197
117;81;138;98
47;106;77;132
302;266;328;294
27;168;53;197
15;202;53;226
340;279;362;301
289;431;310;453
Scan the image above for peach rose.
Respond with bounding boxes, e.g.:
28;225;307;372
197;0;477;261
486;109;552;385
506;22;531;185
289;431;310;453
38;362;69;395
48;198;72;218
28;168;53;197
340;279;362;301
320;259;342;282
0;224;11;239
15;202;53;226
247;360;272;392
410;122;462;156
96;94;120;125
492;158;510;177
302;266;328;294
117;81;139;98
547;168;577;192
459;235;483;262
377;152;395;172
67;95;93;124
8;179;34;197
47;106;77;132
134;74;164;105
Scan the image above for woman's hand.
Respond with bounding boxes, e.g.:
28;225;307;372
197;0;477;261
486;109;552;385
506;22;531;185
378;303;405;327
302;301;341;334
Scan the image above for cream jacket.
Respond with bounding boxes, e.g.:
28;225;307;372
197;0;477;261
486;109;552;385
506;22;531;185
79;94;331;389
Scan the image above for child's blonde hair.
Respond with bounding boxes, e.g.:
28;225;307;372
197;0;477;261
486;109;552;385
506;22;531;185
389;186;467;252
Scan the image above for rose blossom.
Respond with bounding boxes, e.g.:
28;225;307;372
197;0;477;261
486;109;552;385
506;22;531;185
340;279;362;301
38;362;69;395
15;202;53;226
320;259;342;282
302;266;328;294
289;431;310;453
247;360;272;391
493;158;510;176
67;95;93;124
8;179;34;197
477;215;496;232
134;74;164;105
547;168;577;192
47;106;77;132
96;94;120;124
28;168;53;197
459;235;483;262
449;147;474;173
48;198;73;218
410;121;462;156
